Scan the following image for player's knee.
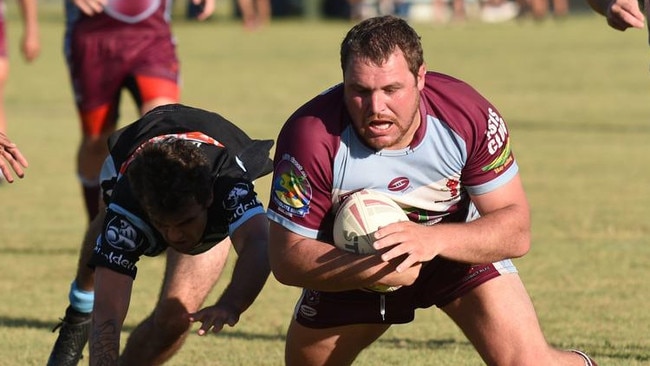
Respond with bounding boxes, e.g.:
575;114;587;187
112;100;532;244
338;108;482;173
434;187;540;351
151;300;193;341
80;135;109;155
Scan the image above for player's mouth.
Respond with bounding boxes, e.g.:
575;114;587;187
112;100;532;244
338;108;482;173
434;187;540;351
369;120;392;130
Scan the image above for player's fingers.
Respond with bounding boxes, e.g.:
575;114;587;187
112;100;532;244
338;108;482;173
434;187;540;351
395;255;418;273
0;162;15;183
608;6;645;29
6;147;28;169
378;242;411;263
88;0;104;14
0;151;26;182
198;3;216;20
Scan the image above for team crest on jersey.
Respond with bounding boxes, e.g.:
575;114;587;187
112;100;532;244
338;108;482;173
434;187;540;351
104;216;142;252
271;154;312;217
104;0;160;24
224;183;251;210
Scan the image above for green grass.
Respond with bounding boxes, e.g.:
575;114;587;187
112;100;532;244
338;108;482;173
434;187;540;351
1;3;649;365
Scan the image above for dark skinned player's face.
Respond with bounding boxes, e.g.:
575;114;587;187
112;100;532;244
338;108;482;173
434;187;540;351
147;197;212;254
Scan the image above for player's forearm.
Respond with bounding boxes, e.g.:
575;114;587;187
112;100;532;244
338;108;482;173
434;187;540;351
435;204;531;264
18;0;39;32
270;233;399;291
90;268;132;365
219;239;271;314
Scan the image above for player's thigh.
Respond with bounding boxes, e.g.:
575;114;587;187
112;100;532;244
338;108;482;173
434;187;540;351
442;273;552;365
159;238;232;312
286;318;390;366
132;74;179;115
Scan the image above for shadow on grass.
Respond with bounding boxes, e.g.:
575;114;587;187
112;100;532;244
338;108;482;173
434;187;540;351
3;315;648;361
0;247;79;255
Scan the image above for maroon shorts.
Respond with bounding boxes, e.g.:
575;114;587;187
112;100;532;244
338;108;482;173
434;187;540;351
67;30;179;135
294;257;517;328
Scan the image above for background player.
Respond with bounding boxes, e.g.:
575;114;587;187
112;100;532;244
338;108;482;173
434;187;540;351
64;0;213;221
0;0;38;182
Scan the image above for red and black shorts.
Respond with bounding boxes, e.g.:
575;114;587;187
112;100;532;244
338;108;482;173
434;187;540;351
67;30;180;137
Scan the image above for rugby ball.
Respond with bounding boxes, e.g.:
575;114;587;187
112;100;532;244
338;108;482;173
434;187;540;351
333;190;409;292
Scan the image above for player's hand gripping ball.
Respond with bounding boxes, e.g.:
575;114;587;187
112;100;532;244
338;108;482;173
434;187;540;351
333;189;409;292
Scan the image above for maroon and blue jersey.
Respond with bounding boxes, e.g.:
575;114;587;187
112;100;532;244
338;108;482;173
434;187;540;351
268;72;518;242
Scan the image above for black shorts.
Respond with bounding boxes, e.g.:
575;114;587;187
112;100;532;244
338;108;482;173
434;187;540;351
294;257;517;328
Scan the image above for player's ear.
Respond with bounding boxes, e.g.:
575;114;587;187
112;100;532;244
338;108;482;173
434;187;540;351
417;64;426;90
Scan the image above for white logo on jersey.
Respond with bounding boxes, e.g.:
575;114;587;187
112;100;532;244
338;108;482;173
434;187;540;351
104;0;160;24
105;216;141;252
486;107;508;155
224;183;251;210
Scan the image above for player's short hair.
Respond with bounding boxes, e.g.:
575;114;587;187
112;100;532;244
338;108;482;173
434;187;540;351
340;15;424;79
127;138;213;215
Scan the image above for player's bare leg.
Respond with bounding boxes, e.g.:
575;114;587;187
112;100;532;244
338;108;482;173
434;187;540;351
77;129;112;221
443;273;596;365
285;320;390;366
119;239;232;365
47;208;105;366
140;96;177;116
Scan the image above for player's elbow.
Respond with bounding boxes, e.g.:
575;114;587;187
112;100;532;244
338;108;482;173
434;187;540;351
269;262;301;287
510;230;531;258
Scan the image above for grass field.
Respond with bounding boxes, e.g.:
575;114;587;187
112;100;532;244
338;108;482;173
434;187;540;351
0;2;649;365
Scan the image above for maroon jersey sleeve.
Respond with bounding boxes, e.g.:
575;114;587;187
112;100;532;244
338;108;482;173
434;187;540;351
267;86;346;239
422;72;517;194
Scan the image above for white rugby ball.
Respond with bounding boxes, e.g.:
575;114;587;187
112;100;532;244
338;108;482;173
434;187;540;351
333;189;409;292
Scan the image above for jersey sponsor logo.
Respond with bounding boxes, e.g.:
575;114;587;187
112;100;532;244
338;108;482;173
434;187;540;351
271;154;312;217
104;0;160;24
99;250;137;273
485;107;508;155
299;305;317;318
483;108;513;173
224;184;262;223
387;177;410;192
104;216;142;252
224;183;251;210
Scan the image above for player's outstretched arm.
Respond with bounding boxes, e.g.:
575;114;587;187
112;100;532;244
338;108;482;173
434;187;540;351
0;132;28;183
190;214;270;335
17;0;40;62
90;267;133;366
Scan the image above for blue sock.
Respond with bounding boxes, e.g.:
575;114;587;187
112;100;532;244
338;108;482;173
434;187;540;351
68;280;94;313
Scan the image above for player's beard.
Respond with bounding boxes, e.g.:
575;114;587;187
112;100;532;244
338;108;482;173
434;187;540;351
364;96;421;151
